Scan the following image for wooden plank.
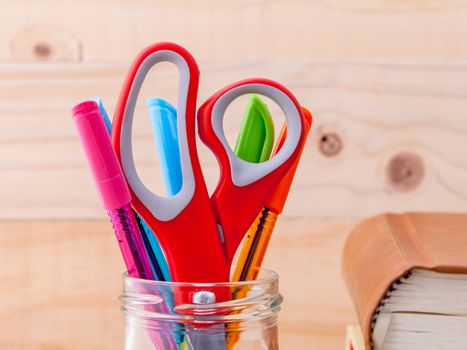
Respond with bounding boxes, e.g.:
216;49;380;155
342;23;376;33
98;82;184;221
1;3;466;349
0;218;356;349
2;1;467;63
0;220;123;349
1;62;467;219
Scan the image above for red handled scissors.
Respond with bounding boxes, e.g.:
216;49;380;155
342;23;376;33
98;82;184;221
112;42;308;287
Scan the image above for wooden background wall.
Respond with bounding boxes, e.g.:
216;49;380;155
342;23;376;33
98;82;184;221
2;1;467;349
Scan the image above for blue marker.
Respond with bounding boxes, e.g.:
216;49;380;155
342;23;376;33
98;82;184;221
92;97;171;282
143;98;184;283
147;98;183;196
91;97;112;135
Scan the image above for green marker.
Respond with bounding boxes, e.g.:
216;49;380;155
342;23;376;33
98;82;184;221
234;94;274;162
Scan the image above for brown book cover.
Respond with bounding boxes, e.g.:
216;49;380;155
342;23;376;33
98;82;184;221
342;212;467;349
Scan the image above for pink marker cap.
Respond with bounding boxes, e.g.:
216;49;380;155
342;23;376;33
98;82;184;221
72;100;131;210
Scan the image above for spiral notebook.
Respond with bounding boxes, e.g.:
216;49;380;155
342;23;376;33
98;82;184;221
372;269;467;349
342;213;467;350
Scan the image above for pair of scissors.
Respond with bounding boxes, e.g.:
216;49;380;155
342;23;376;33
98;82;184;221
111;42;307;293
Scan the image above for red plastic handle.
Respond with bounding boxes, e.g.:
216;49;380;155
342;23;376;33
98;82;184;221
112;42;229;288
198;78;308;265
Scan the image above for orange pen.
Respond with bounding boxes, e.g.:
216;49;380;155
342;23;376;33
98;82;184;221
232;107;312;282
227;108;312;349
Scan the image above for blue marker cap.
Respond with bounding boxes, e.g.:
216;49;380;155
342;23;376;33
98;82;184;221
91;97;112;135
147;98;182;196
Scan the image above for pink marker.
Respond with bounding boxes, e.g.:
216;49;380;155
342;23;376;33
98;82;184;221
72;100;154;280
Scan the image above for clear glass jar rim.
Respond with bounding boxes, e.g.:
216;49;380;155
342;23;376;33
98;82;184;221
123;267;278;287
121;268;281;325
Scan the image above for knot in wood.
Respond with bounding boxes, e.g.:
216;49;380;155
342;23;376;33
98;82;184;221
387;152;424;191
319;132;342;157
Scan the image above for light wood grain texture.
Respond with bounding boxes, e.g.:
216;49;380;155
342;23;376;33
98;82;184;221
2;1;467;348
3;0;467;62
1;62;467;219
0;218;357;350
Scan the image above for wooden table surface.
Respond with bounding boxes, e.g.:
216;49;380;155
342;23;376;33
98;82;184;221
0;219;357;349
2;1;467;349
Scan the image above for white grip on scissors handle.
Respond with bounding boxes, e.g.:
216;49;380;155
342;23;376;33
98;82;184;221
119;50;195;221
210;84;302;187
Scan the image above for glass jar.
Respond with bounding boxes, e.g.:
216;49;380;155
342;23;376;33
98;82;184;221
120;269;282;350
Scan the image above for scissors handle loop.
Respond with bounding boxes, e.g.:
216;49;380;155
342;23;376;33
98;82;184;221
113;42;199;221
198;79;307;264
112;43;229;285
